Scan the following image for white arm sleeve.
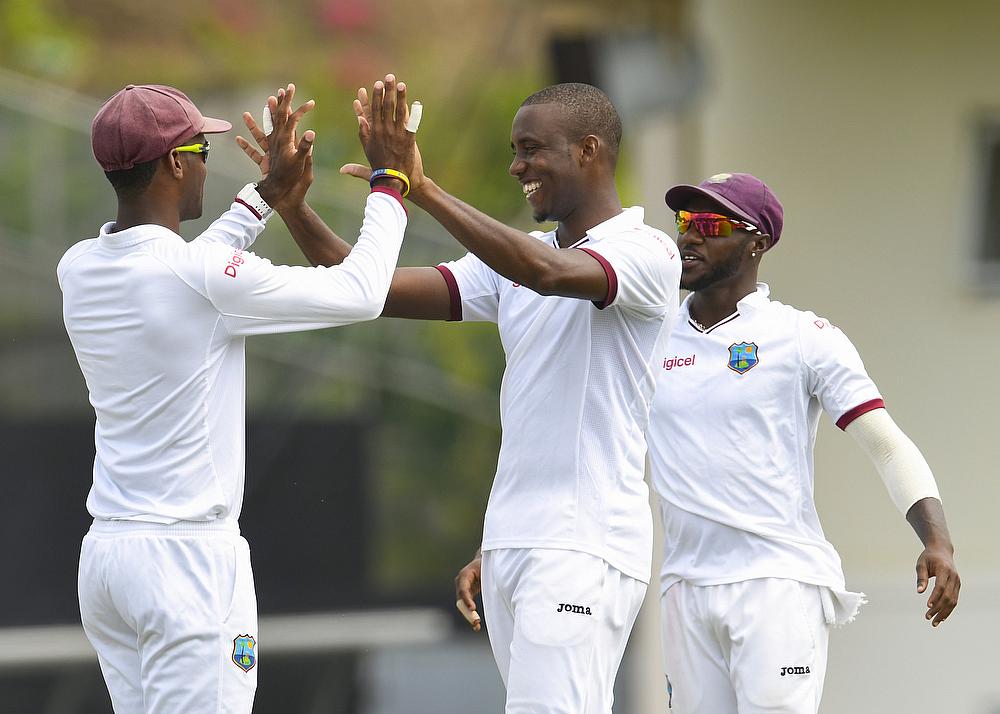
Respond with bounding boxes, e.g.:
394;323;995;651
844;408;940;514
192;203;267;250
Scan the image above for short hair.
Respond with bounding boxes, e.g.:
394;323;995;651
104;157;158;197
521;83;622;159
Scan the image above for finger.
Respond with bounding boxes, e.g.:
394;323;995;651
339;163;373;181
357;87;372;125
915;559;929;594
370;80;384;124
396;81;409;128
381;74;396;125
234;136;265;166
405;101;423;133
291;99;315;124
455;599;481;630
242;113;269;151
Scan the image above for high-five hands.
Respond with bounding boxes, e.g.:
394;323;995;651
340;74;425;198
236;83;315;212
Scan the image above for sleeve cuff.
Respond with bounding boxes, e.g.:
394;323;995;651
836;398;885;430
577;247;618;309
371;186;407;214
434;265;462;321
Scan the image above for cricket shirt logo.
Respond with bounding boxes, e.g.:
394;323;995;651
232;634;257;672
556;602;593;615
727;342;759;374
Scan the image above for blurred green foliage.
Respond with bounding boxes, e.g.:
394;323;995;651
0;0;559;597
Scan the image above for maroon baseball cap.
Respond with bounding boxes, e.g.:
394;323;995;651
664;172;784;244
91;84;232;171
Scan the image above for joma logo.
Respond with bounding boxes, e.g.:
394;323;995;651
556;603;592;615
779;665;811;676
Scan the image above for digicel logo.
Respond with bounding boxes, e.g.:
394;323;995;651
224;251;245;278
663;354;696;370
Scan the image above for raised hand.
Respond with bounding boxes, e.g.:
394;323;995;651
251;84;316;211
342;74;425;197
236;105;313;213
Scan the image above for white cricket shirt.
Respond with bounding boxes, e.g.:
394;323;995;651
437;207;680;582
57;193;406;524
648;284;883;597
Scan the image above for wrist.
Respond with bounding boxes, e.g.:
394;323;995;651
235;182;275;223
370;176;406;194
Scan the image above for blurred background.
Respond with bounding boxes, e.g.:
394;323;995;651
0;0;997;711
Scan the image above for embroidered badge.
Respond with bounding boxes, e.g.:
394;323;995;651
728;342;759;374
232;634;257;672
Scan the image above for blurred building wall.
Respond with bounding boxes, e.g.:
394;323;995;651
632;1;999;711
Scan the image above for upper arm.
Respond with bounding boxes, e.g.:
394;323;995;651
534;248;615;302
800;314;884;428
557;232;679;312
382;267;454;320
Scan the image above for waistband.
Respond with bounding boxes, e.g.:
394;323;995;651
88;518;240;536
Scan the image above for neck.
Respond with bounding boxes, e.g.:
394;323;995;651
688;273;760;327
555;184;622;248
113;195;181;234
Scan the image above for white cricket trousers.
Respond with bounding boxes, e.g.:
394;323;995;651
660;578;830;714
482;548;647;714
78;520;258;714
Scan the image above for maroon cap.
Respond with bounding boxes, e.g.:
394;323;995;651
91;84;232;171
664;172;784;244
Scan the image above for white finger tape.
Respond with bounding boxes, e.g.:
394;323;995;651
406;101;423;133
261;106;273;136
455;599;480;626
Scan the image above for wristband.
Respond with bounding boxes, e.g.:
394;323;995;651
369;168;410;197
235;182;274;223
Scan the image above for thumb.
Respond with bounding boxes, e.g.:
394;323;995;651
916;558;930;594
340;163;373;181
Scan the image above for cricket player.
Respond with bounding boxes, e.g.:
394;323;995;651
243;80;681;713
649;172;961;713
58;80;417;713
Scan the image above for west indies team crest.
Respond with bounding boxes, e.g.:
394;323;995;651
232;634;257;672
728;342;759;374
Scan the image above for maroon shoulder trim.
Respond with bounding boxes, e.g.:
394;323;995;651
577;247;617;309
434;265;463;321
370;186;407;214
836;398;885;430
234;197;262;220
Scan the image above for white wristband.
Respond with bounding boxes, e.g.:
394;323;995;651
236;182;274;223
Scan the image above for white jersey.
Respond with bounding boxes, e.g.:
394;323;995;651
438;207;680;582
648;284;883;597
57;193;407;524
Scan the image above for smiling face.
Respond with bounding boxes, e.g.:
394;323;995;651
676;198;764;292
508;104;587;223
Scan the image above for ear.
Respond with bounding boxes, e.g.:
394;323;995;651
579;134;600;166
165;150;185;180
752;233;774;255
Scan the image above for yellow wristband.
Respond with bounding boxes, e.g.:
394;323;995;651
369;168;410;197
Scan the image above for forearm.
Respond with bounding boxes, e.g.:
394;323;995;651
906;496;954;551
845;408;940;514
277;202;353;268
411;179;557;291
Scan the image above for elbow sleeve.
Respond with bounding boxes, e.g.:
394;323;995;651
844;408;940;514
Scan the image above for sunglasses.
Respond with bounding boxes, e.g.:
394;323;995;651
675;210;760;237
174;140;210;162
